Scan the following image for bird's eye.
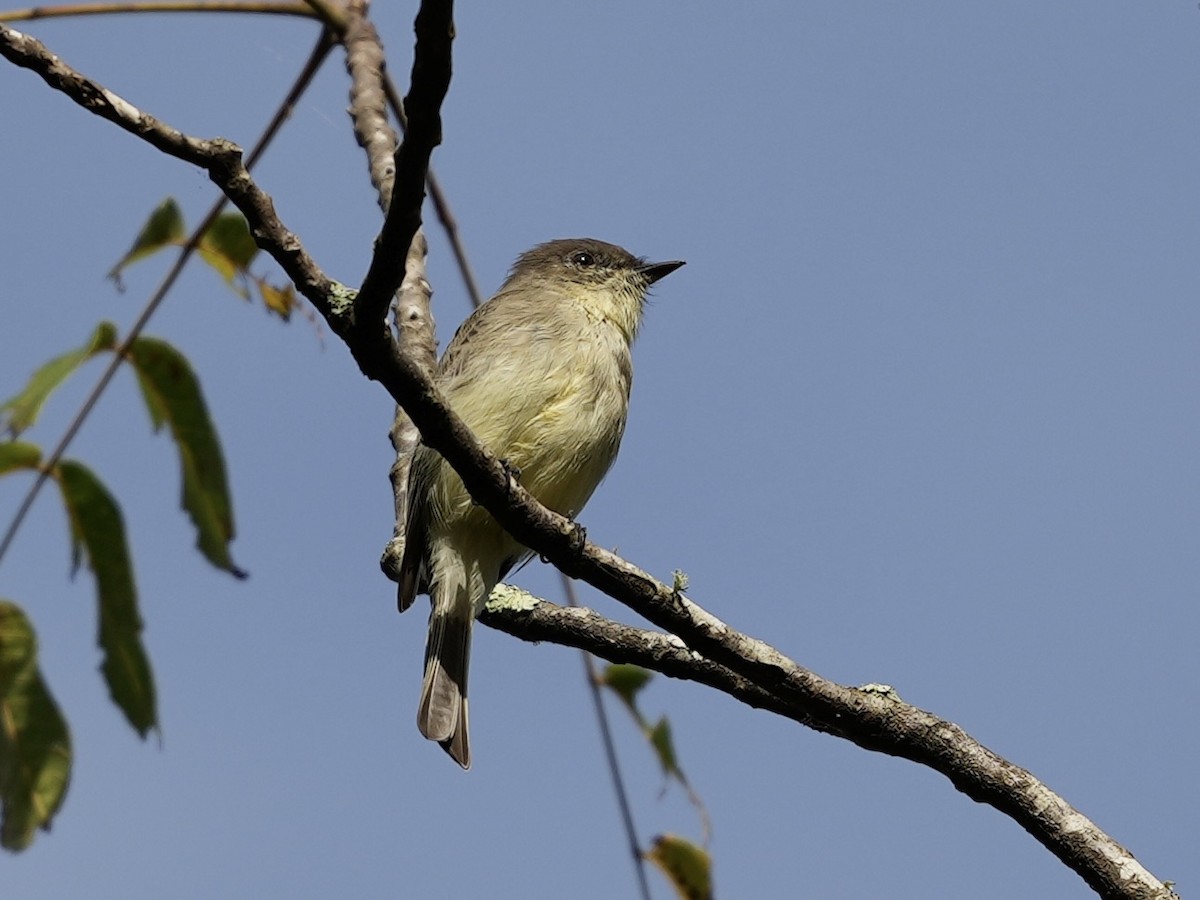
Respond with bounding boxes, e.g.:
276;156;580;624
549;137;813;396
570;251;596;267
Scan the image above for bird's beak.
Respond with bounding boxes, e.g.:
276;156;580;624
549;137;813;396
637;259;686;284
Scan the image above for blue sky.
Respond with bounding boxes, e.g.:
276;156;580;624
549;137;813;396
1;3;1196;897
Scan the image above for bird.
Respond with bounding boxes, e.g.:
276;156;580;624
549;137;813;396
395;238;684;768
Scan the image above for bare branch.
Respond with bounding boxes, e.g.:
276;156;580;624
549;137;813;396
343;0;397;211
2;26;215;157
0;1;314;23
340;1;437;582
483;591;1173;900
298;0;342;29
350;0;451;339
0;25;336;315
338;3;449;591
378;70;484;308
381;230;433;580
482;587;789;722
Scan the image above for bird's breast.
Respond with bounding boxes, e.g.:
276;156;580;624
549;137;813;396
431;319;634;533
503;335;631;517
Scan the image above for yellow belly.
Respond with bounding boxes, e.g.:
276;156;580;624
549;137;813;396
431;360;628;556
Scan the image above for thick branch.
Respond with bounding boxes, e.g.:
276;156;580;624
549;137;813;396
482;593;1171;900
0;25;336;315
349;0;451;341
338;2;448;587
342;0;397;211
340;1;437;580
0;18;1174;900
482;588;800;723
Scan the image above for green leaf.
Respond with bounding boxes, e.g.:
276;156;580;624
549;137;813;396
0;322;118;437
126;337;245;578
645;834;713;900
601;663;654;715
646;715;711;839
107;198;186;286
54;461;157;737
605;667;713;839
648;716;682;780
0;442;42;476
198;212;258;286
0;601;72;851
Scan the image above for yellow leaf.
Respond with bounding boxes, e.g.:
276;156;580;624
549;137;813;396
646;834;713;900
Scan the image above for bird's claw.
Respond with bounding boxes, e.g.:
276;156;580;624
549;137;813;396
500;458;522;488
568;521;587;556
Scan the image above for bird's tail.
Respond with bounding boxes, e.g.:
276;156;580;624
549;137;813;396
417;557;474;769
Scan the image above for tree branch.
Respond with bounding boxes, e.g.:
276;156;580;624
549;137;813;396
342;0;397;211
0;1;314;23
0;25;337;317
482;592;1172;900
482;587;794;720
0;16;1175;900
349;0;450;341
339;0;437;582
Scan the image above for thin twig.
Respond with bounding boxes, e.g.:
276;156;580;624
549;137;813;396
0;29;335;567
298;0;340;29
560;578;654;900
0;0;314;22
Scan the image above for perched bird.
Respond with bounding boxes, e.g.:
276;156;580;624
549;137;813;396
396;238;684;768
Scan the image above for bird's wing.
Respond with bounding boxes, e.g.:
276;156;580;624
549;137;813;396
396;441;435;612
